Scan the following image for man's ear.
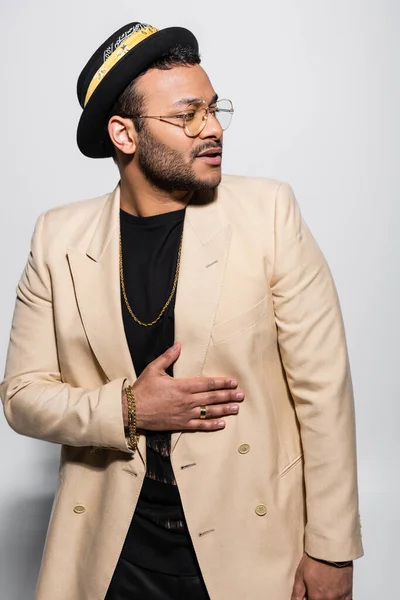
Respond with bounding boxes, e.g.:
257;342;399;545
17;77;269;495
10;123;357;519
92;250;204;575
108;116;137;156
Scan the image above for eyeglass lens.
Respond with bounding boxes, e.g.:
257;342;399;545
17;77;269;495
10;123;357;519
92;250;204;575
184;99;233;136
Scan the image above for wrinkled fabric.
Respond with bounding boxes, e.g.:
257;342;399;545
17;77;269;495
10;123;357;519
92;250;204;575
106;558;210;600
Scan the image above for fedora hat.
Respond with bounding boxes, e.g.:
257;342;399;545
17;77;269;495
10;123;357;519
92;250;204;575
76;22;198;158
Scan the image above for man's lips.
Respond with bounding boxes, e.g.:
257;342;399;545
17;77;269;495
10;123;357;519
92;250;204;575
195;146;223;165
196;147;222;158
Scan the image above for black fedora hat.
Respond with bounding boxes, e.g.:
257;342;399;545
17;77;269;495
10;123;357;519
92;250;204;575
76;22;198;158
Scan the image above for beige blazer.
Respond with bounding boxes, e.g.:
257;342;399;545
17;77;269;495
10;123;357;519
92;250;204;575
1;175;363;600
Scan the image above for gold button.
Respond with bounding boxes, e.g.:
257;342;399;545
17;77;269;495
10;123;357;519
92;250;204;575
255;504;267;516
73;505;85;514
238;443;250;454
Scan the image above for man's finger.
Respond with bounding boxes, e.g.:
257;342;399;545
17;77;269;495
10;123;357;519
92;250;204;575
291;574;306;600
187;419;226;431
150;343;181;373
192;389;244;408
190;402;240;421
183;377;238;395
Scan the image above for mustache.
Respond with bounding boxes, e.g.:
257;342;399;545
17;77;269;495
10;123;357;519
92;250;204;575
191;142;223;160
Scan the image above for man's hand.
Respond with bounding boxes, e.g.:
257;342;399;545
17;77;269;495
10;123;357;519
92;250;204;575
291;553;353;600
122;343;244;431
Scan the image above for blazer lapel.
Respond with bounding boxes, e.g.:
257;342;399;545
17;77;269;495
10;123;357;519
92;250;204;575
67;186;135;384
171;187;232;451
67;187;146;463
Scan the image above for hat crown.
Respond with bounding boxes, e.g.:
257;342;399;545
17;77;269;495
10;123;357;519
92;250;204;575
77;22;152;107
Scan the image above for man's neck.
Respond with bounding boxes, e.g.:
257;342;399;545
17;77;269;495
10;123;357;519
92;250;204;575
119;175;193;218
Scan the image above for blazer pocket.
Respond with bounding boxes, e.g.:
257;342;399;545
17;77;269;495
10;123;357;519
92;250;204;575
212;296;268;345
279;453;304;478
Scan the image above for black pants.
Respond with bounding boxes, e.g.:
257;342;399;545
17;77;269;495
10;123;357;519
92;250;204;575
105;558;211;600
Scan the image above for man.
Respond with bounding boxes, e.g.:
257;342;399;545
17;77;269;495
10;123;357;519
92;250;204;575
1;20;363;600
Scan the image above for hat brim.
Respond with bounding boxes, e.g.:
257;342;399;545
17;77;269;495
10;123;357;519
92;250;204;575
77;27;198;159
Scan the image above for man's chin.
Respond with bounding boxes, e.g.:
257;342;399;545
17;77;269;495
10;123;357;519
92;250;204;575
195;169;222;189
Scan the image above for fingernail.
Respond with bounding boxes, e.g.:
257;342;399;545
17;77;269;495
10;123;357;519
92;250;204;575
172;343;179;350
236;392;244;400
231;405;239;413
217;420;226;428
230;380;238;388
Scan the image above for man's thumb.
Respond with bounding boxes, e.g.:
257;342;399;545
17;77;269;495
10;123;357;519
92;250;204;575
291;571;306;600
154;343;181;372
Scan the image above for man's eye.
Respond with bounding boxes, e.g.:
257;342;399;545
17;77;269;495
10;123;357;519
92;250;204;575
183;112;196;121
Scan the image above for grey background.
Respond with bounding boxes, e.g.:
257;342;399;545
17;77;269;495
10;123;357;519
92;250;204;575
0;0;399;597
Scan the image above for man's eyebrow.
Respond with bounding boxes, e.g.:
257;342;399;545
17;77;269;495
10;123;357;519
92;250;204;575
172;93;219;108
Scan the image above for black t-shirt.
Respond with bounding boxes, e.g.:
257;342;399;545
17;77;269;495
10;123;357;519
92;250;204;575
118;207;199;576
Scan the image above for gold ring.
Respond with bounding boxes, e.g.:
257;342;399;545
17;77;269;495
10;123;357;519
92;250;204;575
200;405;207;419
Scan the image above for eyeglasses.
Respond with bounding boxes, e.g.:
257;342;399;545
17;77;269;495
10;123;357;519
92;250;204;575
130;98;234;137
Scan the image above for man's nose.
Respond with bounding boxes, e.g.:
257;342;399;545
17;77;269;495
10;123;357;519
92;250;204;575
199;111;223;140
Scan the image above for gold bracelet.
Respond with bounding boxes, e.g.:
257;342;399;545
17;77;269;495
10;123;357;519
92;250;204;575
125;385;139;452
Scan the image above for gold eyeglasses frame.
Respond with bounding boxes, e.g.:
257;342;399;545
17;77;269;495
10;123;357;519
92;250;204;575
129;98;234;137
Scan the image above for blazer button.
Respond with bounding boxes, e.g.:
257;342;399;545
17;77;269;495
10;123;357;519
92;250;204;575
255;504;267;516
238;443;250;454
73;505;86;514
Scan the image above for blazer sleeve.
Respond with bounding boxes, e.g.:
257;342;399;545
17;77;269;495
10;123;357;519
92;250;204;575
270;182;363;561
0;212;132;454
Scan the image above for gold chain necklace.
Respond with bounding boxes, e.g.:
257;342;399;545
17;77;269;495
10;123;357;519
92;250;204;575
119;231;183;327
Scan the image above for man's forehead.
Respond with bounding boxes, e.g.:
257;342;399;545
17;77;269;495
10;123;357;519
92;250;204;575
137;64;216;106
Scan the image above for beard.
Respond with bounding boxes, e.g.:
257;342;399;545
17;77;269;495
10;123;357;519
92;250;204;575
137;126;222;193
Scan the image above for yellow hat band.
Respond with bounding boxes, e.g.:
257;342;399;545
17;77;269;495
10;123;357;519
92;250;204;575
84;24;159;107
